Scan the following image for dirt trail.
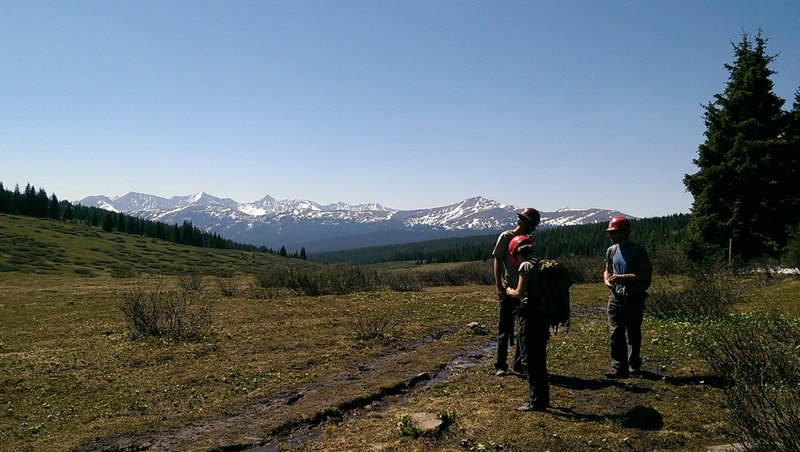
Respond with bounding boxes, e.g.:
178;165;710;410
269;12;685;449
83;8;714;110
79;326;494;451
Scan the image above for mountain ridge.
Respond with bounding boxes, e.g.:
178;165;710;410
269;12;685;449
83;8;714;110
77;192;631;252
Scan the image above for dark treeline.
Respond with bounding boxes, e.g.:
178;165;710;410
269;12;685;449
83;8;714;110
311;214;691;265
0;182;276;254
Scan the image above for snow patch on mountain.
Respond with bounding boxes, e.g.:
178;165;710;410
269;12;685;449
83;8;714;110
75;192;631;251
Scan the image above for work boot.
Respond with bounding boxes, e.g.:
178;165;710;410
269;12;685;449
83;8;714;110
517;400;548;412
604;369;630;379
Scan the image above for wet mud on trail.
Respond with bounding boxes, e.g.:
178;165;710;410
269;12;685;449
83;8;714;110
251;341;496;452
81;326;497;452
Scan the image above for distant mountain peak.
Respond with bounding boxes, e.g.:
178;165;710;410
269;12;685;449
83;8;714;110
76;192;632;252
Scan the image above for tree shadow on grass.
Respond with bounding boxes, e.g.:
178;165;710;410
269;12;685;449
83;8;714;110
549;405;664;430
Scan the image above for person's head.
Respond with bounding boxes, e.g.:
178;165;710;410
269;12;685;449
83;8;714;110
605;216;631;244
508;234;534;265
516;207;540;234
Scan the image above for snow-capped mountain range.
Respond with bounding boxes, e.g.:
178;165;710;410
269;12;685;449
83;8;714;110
77;192;631;252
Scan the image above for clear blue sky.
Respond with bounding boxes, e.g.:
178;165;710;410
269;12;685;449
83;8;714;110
2;1;799;218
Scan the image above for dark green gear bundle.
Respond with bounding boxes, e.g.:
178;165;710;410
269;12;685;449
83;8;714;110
536;259;573;332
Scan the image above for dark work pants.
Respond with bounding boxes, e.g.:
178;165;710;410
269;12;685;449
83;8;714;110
607;290;646;371
518;314;550;405
495;295;521;372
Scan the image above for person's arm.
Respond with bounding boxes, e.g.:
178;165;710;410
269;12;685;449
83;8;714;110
603;260;614;288
506;272;527;299
494;257;505;297
607;263;651;284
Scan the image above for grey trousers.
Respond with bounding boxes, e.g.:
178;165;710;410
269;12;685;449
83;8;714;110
495;295;521;372
607;290;646;371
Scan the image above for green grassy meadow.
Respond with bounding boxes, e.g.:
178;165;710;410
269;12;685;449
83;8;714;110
1;213;798;451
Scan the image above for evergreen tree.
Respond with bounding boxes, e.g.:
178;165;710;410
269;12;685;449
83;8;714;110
36;188;49;217
0;182;7;213
12;184;21;214
21;184;36;216
61;201;73;221
49;194;60;220
279;245;287;257
683;31;789;261
300;247;307;260
102;213;115;232
780;89;800;264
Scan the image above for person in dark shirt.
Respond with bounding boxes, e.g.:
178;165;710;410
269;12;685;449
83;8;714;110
491;207;540;376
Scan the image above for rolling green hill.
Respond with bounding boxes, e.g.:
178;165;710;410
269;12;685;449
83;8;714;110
0;213;317;277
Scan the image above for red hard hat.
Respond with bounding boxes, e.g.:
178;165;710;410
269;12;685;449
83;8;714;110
606;216;631;232
508;234;533;265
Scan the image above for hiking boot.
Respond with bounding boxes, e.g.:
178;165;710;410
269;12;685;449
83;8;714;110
517;401;549;412
629;366;642;375
604;369;630;379
495;369;508;377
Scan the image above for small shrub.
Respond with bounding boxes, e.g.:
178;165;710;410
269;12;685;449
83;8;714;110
210;268;236;278
110;266;137;278
256;268;290;288
217;277;238;297
382;271;424;292
649;244;690;276
416;262;493;287
120;276;213;340
248;282;281;300
284;265;380;296
439;410;457;428
559;255;602;283
73;267;95;277
695;314;800;451
351;311;396;341
647;270;742;320
178;272;204;292
467;323;490;336
397;415;421;438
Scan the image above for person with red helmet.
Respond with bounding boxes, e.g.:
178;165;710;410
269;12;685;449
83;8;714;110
505;234;551;411
491;207;541;376
602;216;652;379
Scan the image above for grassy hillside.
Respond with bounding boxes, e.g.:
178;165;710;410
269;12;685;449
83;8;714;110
0;213;314;277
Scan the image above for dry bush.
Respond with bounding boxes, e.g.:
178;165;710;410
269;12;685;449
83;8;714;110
248;282;281;300
647;270;742;320
558;255;602;283
284;265;380;296
255;268;290;289
217;277;238;297
177;271;204;292
109;266;137;278
120;275;213;340
381;271;424;292
351;311;397;341
73;266;96;277
695;314;800;451
416;262;493;287
649;243;690;276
